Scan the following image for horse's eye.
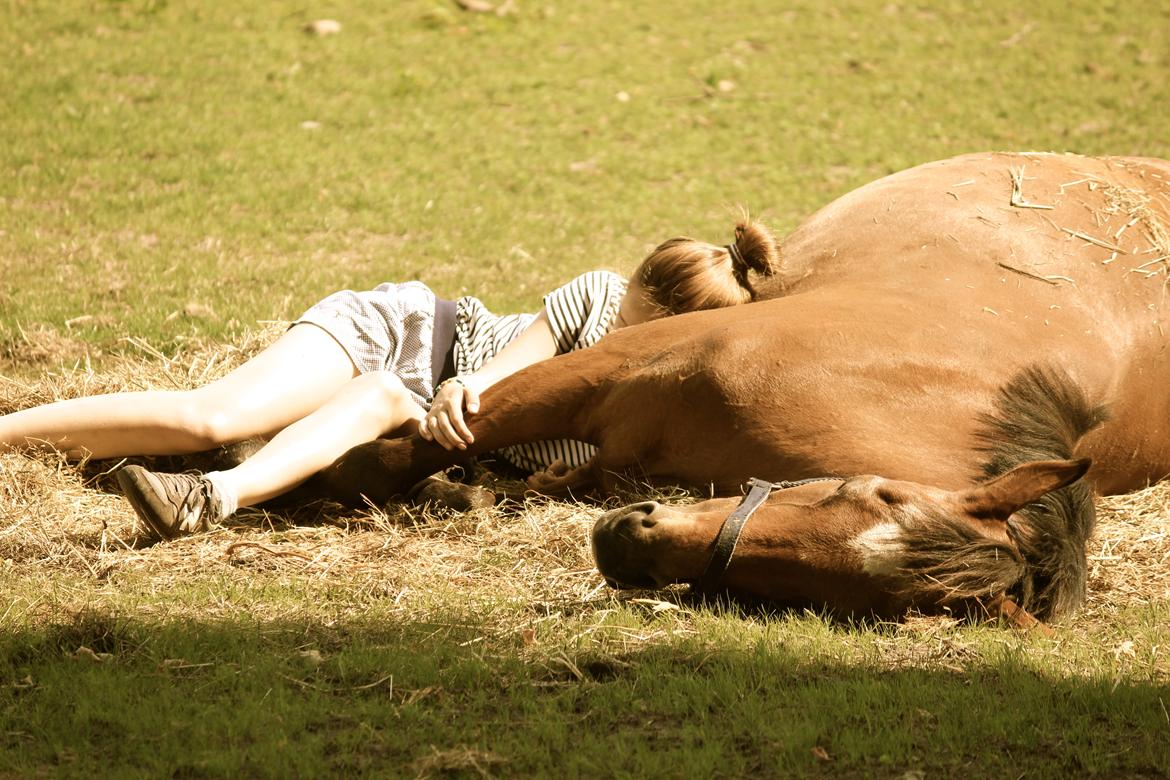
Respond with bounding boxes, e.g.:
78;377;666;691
876;487;905;505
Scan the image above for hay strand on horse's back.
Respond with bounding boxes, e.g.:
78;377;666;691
1060;227;1127;253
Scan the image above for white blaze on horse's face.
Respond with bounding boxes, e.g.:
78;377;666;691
815;475;942;572
850;523;905;576
830;476;967;575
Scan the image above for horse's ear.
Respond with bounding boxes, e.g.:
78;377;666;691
960;458;1091;521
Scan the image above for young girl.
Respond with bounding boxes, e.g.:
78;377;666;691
0;219;780;540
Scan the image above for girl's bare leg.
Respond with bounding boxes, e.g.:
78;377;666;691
216;371;426;507
118;371;426;538
0;325;357;459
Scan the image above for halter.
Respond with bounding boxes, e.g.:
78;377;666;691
692;476;842;595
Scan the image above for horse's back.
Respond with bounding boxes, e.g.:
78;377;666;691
762;152;1170;323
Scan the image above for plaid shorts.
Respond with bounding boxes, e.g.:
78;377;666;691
293;281;439;408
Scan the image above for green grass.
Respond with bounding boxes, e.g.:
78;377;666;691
3;0;1170;777
3;0;1167;357
3;592;1168;779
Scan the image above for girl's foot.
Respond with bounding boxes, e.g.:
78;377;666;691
117;466;224;540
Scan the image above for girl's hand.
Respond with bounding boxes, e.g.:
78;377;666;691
419;378;481;450
419;309;557;451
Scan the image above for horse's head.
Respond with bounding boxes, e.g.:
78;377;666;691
592;458;1091;622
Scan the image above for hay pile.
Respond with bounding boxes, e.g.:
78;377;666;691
0;327;606;634
1;328;1167;634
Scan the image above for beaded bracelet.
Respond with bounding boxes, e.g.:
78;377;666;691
433;376;466;397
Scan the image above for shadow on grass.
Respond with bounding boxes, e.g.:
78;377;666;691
1;611;1167;780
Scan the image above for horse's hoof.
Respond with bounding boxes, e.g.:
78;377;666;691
407;475;497;512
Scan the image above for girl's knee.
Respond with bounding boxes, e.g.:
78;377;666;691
178;372;419;448
349;371;421;420
179;389;257;447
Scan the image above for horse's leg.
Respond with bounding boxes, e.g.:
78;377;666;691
525;459;601;498
319;340;639;507
317;428;464;508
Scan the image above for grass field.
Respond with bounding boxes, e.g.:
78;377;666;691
2;0;1170;777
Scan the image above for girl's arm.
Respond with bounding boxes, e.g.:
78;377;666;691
419;309;557;450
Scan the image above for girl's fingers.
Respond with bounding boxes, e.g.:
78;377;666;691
464;386;481;415
444;411;470;448
434;413;464;450
424;386;477;448
449;405;474;445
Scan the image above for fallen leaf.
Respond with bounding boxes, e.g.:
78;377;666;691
64;314;95;328
454;0;495;11
305;19;342;36
183;302;216;319
811;745;833;762
70;646;111;663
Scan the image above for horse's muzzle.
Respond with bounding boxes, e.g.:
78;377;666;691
591;502;662;589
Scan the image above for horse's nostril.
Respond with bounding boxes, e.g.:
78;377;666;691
624;501;658;529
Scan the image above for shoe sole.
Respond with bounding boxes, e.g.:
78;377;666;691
116;465;177;541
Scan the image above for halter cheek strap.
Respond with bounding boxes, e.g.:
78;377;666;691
692;476;841;595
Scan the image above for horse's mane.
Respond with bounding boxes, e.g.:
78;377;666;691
890;366;1105;620
974;365;1106;618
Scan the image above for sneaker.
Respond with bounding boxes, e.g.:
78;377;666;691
116;465;223;540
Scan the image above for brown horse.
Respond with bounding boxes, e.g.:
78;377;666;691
320;152;1170;624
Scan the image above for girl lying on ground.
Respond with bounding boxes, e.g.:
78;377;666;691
0;218;779;540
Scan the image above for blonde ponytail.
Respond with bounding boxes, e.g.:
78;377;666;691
635;215;780;315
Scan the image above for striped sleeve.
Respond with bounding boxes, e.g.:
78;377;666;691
498;439;598;474
543;271;628;354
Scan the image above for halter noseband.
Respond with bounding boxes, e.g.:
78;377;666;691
692;476;842;595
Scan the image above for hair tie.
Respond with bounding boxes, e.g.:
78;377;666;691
725;242;745;268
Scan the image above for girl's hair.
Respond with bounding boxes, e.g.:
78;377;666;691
635;217;780;315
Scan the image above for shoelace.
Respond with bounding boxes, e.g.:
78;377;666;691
176;480;213;533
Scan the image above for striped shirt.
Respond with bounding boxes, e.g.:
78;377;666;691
454;270;628;473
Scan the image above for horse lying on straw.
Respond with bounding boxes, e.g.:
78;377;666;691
320;152;1170;627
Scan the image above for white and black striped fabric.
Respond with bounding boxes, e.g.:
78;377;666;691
454;270;628;473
